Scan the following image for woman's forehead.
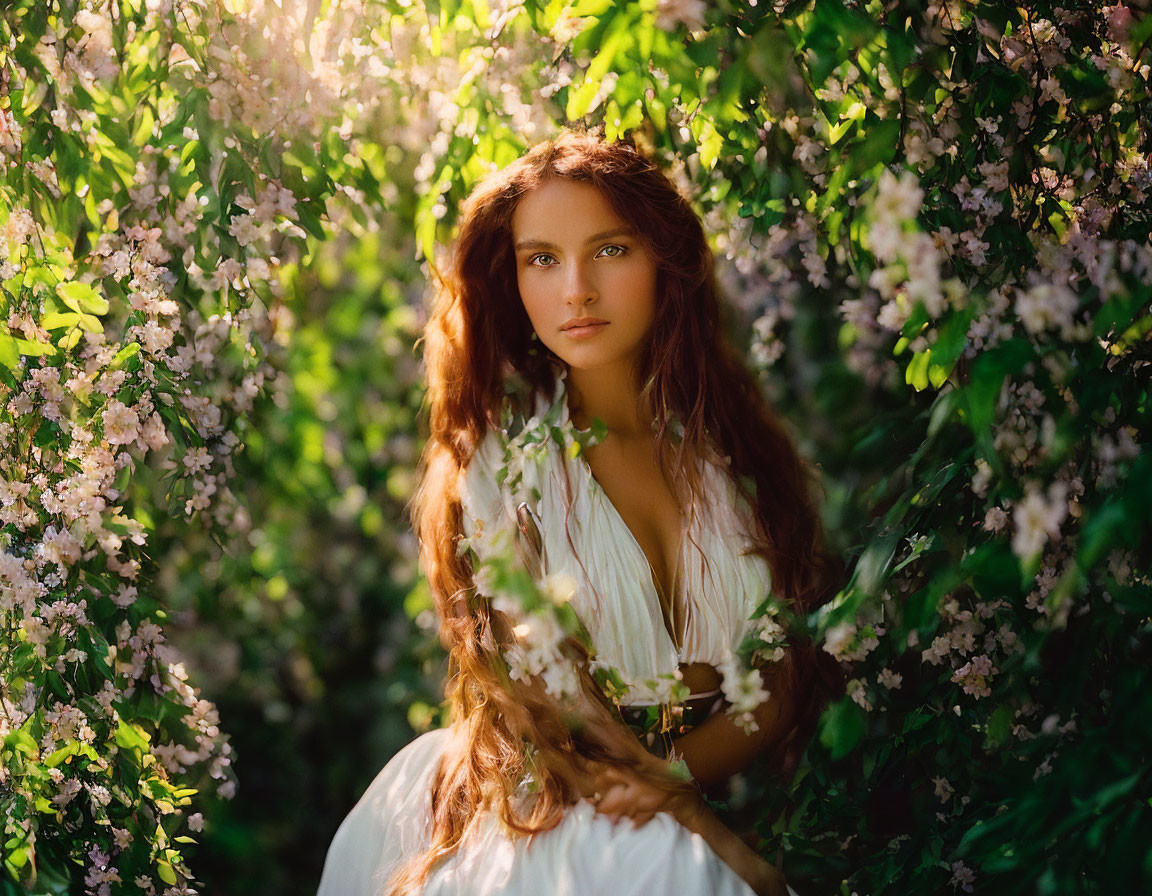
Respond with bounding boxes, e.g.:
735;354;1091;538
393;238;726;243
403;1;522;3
510;179;631;245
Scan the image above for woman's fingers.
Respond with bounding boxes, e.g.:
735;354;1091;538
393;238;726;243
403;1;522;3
593;783;634;816
591;775;668;826
579;758;700;829
625;809;657;828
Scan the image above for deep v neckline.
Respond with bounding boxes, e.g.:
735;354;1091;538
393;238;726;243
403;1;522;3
583;459;689;649
555;376;691;653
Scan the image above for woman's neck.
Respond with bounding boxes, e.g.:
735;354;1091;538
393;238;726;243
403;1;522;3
565;363;652;438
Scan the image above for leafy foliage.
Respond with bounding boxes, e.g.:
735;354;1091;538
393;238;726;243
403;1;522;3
2;0;1149;894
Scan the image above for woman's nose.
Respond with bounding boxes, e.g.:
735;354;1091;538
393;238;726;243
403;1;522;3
563;261;598;306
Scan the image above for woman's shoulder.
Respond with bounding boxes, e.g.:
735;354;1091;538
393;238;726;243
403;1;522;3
457;428;513;540
457;371;567;548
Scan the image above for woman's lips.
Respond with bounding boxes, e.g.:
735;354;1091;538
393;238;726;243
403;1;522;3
561;319;609;338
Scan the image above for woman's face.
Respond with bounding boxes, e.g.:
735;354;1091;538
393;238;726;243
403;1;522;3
510;178;659;377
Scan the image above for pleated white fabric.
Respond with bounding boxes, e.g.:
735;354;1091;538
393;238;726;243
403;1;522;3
317;729;759;896
317;372;777;896
458;371;774;704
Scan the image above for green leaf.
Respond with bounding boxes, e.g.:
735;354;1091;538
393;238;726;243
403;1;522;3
58;327;84;351
819;696;866;759
0;329;18;369
569;0;613;15
697;119;724;171
296;202;327;240
1083;771;1141;813
905;348;930;391
110;342;141;368
984;704;1013;748
902;708;932;735
4;728;38;756
56;280;108;315
586;15;625;83
827;117;854;146
77;312;103;333
14;336;55;357
46;740;81;767
853;532;900;596
157;860;178;886
114;720;152;753
927;387;961;438
41;311;81;330
565;78;602;119
644;92;667;130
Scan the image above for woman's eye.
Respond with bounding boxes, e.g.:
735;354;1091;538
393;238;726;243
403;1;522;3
597;244;626;258
528;253;556;267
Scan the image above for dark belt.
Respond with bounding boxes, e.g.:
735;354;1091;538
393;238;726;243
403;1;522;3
619;691;724;759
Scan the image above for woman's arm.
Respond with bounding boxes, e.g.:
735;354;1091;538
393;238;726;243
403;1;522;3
673;658;802;792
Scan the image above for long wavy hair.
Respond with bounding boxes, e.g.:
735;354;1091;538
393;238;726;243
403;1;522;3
395;128;842;894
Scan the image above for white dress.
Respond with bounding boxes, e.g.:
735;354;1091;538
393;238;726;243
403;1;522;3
317;373;779;896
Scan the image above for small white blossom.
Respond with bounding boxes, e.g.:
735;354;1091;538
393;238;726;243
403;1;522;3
718;652;769;732
847;678;873;711
983;505;1008;532
1011;481;1069;559
822;621;856;658
541;572;577;605
952;654;997;698
102;400;141;445
654;0;707;32
933;776;954;803
1015;280;1080;340
950;860;976;892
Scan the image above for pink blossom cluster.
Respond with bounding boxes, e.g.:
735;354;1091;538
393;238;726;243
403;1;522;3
0;0;337;887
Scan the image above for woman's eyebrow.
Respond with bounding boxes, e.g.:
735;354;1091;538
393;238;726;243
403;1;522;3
513;227;635;252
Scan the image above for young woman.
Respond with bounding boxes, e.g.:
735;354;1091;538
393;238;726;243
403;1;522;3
317;129;839;896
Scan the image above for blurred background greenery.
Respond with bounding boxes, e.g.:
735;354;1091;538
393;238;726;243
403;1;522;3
147;223;442;893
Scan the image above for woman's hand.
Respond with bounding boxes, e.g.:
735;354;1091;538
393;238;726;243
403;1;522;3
561;665;793;893
580;759;702;828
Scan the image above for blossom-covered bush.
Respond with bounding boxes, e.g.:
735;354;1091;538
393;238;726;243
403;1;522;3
0;0;364;889
3;0;1149;894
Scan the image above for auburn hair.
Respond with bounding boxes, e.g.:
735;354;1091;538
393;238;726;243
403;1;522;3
393;128;842;893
